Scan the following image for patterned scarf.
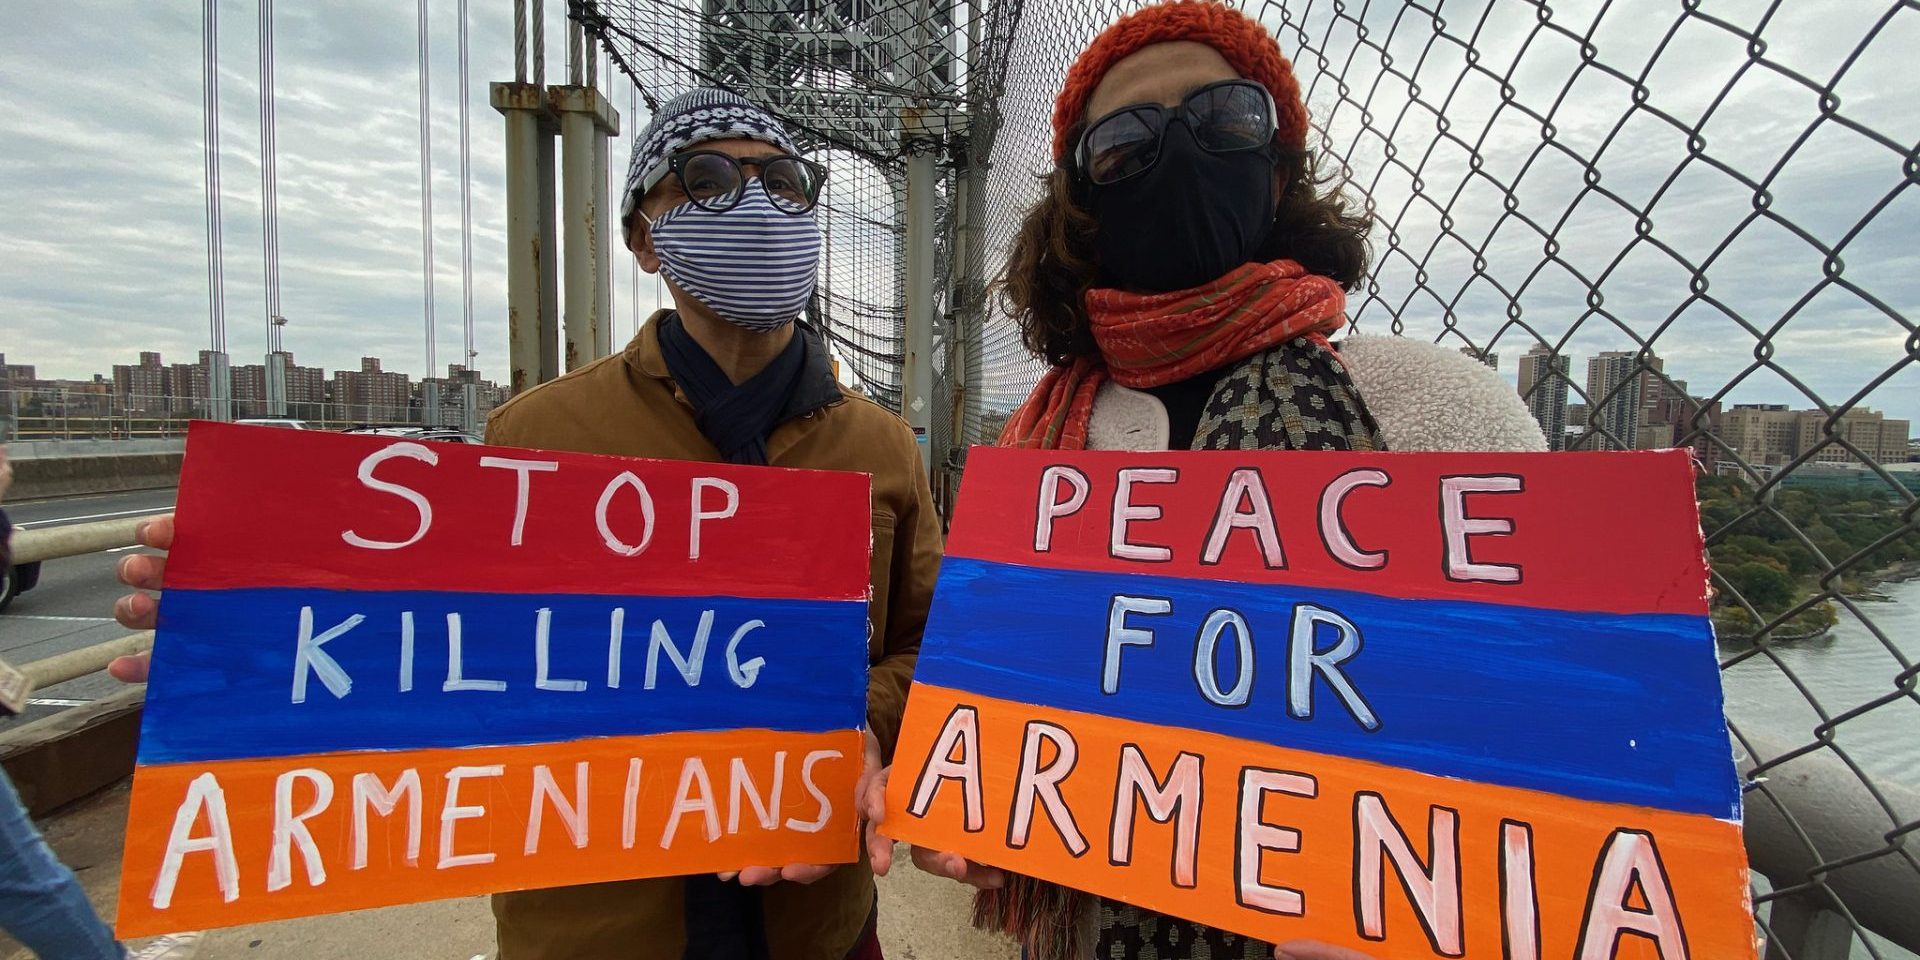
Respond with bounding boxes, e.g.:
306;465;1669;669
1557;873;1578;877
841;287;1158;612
998;259;1348;449
982;263;1384;960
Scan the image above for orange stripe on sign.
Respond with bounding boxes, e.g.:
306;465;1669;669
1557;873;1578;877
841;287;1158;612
884;684;1755;960
117;728;863;937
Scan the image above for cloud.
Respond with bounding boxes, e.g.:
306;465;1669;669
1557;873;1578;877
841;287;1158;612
1;0;675;388
966;0;1917;424
5;0;1914;432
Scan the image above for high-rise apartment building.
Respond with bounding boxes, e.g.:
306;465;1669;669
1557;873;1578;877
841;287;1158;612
1585;351;1662;450
1517;343;1571;450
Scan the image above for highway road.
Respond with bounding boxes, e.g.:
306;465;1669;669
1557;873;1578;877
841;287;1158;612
2;487;176;733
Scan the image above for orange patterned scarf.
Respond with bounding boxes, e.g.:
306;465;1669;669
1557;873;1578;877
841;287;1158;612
998;259;1348;449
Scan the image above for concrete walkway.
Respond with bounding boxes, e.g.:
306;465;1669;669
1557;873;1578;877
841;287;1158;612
1;781;1015;960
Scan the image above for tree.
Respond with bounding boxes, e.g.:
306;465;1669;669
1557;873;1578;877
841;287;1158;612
1721;561;1796;613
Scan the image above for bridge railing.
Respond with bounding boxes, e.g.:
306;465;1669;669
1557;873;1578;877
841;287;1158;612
0;389;502;441
6;522;157;692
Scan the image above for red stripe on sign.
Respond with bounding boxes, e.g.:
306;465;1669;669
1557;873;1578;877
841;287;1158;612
945;446;1708;616
165;422;873;601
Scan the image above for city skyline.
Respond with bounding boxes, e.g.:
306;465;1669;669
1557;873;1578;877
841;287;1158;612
1503;342;1912;468
1;346;508;426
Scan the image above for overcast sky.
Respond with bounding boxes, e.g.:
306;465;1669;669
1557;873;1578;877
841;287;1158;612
972;0;1918;424
1;0;670;389
3;0;1914;426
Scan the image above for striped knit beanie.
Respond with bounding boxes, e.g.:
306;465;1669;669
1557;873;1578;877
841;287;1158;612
621;88;799;230
1051;1;1308;163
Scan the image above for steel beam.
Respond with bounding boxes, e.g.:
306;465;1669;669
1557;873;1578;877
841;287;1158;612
492;81;559;394
265;350;287;416
420;379;442;426
901;114;937;469
550;85;620;370
593;100;617;358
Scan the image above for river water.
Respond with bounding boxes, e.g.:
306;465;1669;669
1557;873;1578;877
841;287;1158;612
1722;577;1919;792
1720;577;1919;958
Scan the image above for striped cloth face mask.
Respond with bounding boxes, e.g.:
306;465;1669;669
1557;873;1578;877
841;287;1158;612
645;185;822;332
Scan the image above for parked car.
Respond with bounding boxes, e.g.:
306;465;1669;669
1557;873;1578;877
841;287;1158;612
340;425;482;444
237;418;311;429
0;513;39;614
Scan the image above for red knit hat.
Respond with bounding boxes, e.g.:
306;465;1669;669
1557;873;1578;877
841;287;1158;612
1052;1;1308;163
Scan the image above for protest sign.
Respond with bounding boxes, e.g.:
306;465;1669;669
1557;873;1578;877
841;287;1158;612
118;422;871;936
885;447;1753;959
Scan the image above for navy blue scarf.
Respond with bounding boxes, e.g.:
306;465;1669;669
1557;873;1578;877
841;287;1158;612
657;312;840;466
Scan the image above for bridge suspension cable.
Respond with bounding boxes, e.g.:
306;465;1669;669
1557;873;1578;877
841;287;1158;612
458;0;475;374
417;0;437;377
200;0;227;362
258;0;283;355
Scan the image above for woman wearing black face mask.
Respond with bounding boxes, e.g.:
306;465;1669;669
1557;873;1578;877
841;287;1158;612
985;1;1547;460
861;4;1546;960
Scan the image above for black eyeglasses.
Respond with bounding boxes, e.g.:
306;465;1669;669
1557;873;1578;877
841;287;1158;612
1075;79;1278;186
666;150;826;214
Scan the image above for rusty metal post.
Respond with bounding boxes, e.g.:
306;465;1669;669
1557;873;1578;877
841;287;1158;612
551;85;619;370
593;96;616;358
492;82;558;393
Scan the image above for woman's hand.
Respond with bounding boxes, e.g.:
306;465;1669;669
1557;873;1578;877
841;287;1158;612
0;444;13;502
109;514;174;682
858;762;1006;889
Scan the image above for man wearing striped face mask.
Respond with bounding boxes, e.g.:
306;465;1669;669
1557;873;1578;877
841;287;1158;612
480;88;943;960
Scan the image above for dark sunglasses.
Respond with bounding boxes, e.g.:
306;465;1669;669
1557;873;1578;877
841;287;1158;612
1075;79;1278;186
666;150;826;214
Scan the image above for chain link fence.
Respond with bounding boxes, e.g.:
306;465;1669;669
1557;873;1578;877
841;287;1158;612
580;0;1918;955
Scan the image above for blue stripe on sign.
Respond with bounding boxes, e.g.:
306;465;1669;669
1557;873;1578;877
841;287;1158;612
915;557;1738;819
140;587;869;765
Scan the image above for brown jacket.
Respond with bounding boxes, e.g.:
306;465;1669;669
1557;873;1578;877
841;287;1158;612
486;316;941;960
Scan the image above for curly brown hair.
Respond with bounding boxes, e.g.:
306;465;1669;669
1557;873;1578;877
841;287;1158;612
997;140;1374;367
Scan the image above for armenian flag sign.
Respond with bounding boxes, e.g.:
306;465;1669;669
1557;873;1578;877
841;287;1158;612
885;447;1754;959
118;422;871;935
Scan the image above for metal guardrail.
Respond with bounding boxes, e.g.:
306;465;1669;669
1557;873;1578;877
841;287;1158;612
10;515;147;565
1741;733;1920;957
18;632;154;691
6;520;154;747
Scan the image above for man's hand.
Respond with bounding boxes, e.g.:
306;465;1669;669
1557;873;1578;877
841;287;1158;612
717;729;886;887
858;761;1006;889
109;514;173;683
1274;941;1379;960
0;444;13;502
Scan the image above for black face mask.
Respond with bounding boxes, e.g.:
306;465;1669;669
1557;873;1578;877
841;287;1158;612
1086;122;1278;293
